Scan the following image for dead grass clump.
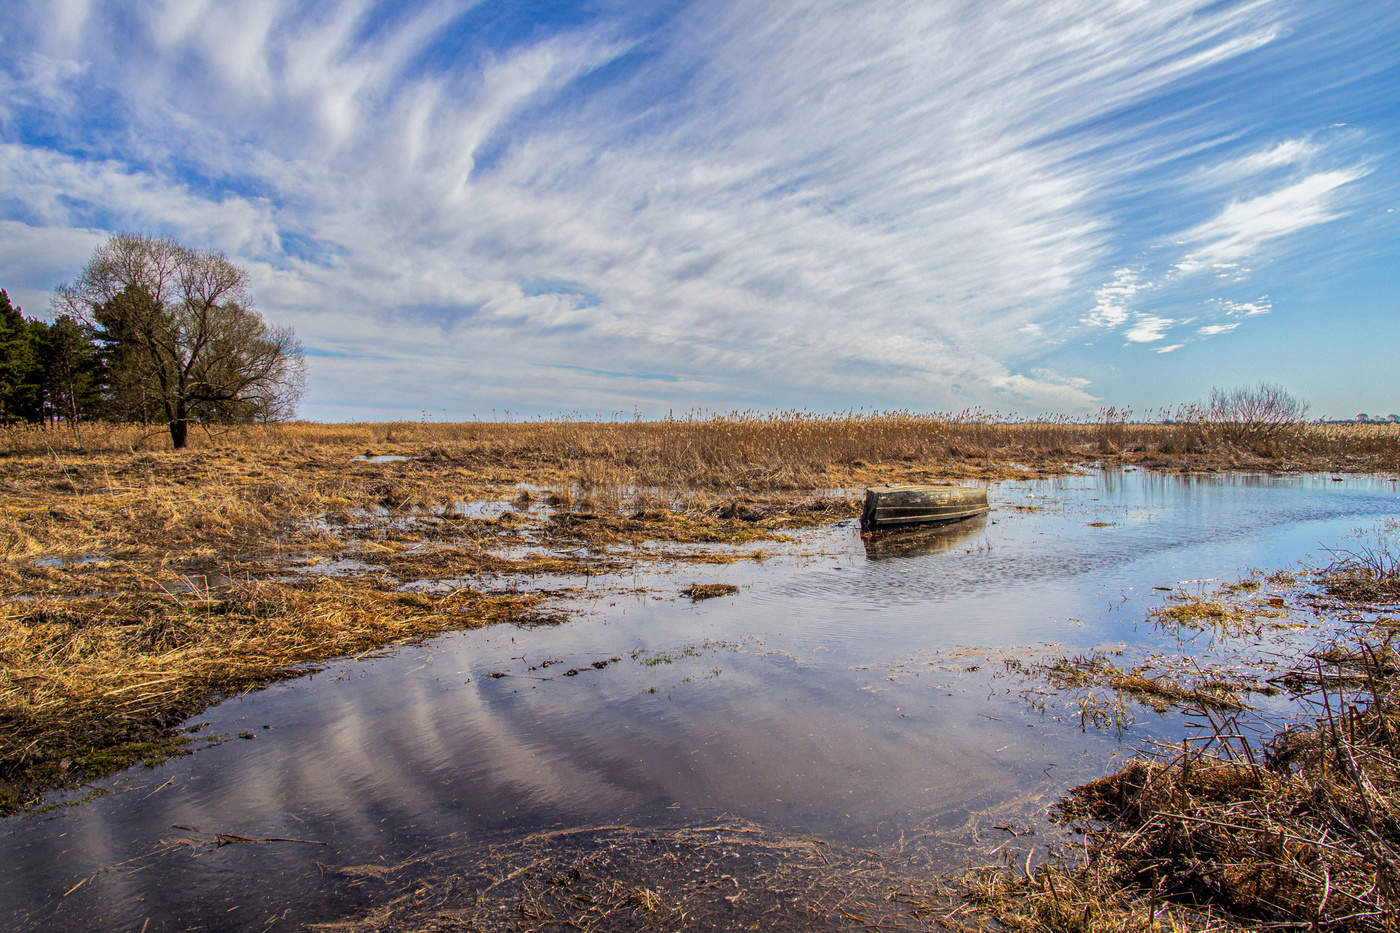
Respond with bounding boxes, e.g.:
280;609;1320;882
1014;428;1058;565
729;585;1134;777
1322;540;1400;604
681;583;740;600
1151;597;1286;637
1025;654;1254;713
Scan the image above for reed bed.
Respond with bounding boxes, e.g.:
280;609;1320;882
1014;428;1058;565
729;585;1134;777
4;412;1398;485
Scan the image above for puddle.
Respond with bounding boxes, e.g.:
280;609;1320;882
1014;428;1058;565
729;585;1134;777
31;554;107;568
2;471;1397;931
350;454;416;463
285;556;382;577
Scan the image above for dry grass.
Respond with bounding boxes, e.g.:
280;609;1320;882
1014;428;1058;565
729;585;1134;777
1322;538;1400;605
681;582;740;600
947;647;1400;932
4;413;1398;482
1151;595;1293;638
1011;653;1268;714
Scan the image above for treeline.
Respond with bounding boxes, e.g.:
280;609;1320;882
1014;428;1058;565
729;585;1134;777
0;290;106;427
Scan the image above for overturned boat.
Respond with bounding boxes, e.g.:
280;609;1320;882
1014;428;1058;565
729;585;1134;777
860;484;989;531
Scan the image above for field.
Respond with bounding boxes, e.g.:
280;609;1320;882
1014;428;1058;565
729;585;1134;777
2;415;1399;928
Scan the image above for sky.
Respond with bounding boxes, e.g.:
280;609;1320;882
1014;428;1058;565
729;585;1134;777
2;0;1397;421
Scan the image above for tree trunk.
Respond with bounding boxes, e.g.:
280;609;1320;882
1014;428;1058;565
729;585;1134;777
170;416;188;449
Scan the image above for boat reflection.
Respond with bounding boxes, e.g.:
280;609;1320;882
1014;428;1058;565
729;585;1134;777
860;514;988;560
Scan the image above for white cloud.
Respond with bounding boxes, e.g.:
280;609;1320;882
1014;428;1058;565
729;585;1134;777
1219;298;1273;316
1175;169;1368;273
1083;267;1151;329
994;370;1099;410
0;0;1326;416
1155;343;1184;354
1197;322;1241;336
1189;138;1318;188
1124;315;1176;344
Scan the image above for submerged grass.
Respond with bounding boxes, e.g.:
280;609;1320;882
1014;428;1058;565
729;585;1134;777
1010;652;1267;714
1151;595;1292;637
313;817;949;932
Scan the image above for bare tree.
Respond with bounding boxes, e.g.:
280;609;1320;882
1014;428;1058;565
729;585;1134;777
56;234;305;449
1204;383;1308;443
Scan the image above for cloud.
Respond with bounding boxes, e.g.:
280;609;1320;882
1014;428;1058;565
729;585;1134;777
1218;298;1273;316
1155;344;1184;354
1175;169;1368;274
1083;267;1150;330
993;370;1099;410
1197;322;1241;336
1123;315;1176;344
1189;138;1318;188
5;0;1385;417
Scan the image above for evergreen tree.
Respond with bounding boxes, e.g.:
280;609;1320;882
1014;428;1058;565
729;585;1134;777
39;315;106;441
0;290;37;422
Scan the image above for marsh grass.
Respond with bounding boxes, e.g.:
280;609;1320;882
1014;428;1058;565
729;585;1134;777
1322;535;1400;604
1151;595;1292;638
1010;653;1267;715
4;412;1398;481
681;582;740;600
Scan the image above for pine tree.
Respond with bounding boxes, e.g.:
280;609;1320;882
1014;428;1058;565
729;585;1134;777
0;290;38;423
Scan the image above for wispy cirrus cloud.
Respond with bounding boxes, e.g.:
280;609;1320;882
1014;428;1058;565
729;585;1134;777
1174;168;1368;275
1187;137;1319;189
1219;298;1273;316
0;0;1393;417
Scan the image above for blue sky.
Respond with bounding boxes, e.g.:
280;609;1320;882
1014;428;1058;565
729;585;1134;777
2;0;1396;421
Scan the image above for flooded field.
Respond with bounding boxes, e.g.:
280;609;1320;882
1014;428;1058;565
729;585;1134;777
3;470;1397;930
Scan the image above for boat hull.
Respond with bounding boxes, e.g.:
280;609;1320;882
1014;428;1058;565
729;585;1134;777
860;484;989;531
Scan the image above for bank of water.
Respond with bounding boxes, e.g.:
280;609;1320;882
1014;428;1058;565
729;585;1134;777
3;471;1396;930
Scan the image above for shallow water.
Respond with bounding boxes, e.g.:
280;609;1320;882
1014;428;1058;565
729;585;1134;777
349;454;415;463
3;471;1397;930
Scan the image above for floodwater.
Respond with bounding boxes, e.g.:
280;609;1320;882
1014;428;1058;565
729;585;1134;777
3;471;1397;930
